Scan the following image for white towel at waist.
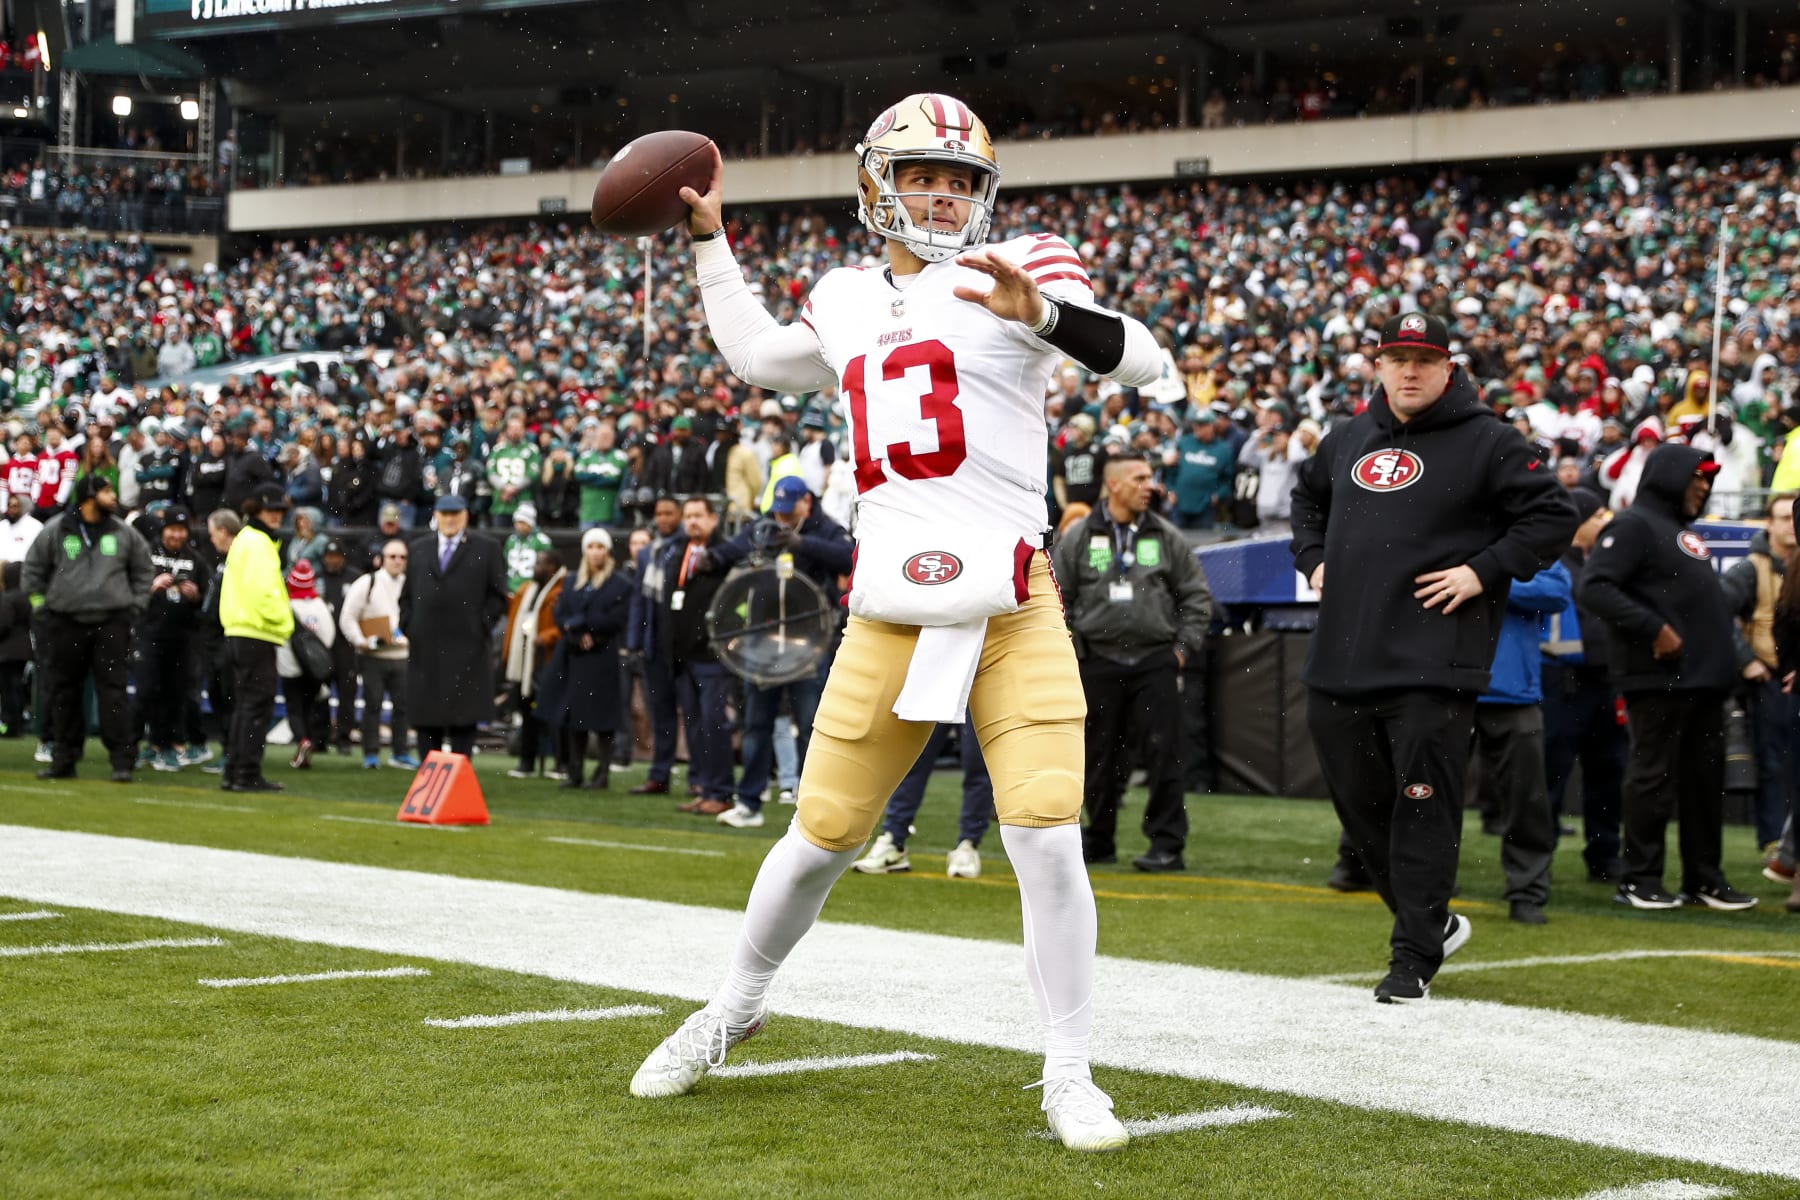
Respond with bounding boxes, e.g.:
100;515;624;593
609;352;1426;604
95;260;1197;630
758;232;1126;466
892;619;987;724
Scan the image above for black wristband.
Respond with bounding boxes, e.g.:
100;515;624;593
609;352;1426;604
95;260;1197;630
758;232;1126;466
692;227;726;242
1037;300;1127;376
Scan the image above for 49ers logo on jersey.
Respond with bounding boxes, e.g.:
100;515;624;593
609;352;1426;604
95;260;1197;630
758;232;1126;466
903;551;962;585
1677;531;1710;560
1351;449;1424;493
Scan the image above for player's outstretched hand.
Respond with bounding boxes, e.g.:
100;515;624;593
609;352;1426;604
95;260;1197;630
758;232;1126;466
953;249;1046;326
678;143;725;239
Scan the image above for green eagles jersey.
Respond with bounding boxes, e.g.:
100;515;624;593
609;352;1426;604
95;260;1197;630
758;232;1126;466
503;530;553;592
574;448;628;525
13;365;51;403
487;443;540;516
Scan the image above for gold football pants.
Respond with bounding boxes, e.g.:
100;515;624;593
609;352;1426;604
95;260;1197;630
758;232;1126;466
796;553;1086;852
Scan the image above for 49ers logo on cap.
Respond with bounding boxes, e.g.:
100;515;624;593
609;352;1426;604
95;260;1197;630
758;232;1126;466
904;551;962;585
1677;531;1710;560
1404;783;1434;799
1351;449;1424;492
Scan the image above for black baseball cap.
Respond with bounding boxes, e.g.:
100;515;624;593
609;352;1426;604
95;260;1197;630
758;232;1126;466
161;506;190;526
253;484;291;510
1376;312;1451;357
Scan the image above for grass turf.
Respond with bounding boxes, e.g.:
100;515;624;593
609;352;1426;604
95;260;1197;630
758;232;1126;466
0;902;1785;1200
3;738;1798;1197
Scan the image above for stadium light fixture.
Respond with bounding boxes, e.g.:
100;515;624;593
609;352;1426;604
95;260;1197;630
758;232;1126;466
11;107;27;119
112;95;132;117
180;99;200;120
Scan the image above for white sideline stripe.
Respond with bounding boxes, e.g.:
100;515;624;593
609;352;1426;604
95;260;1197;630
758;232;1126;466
0;910;62;922
5;827;1800;1182
423;1005;662;1029
319;815;469;832
1311;949;1800;984
134;798;259;814
0;784;74;796
1030;1104;1288;1140
544;836;726;858
199;966;431;989
1568;1181;1734;1200
711;1050;936;1078
0;936;222;958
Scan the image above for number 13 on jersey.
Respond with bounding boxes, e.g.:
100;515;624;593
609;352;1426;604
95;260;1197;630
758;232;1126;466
844;338;968;494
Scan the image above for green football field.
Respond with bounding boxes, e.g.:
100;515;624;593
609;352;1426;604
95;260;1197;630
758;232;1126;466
3;738;1797;1199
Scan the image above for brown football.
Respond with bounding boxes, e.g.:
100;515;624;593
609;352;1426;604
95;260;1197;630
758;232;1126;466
590;130;716;237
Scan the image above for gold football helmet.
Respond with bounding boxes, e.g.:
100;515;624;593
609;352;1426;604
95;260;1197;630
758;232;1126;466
854;92;999;263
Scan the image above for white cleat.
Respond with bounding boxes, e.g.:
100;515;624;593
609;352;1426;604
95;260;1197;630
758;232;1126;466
851;832;910;875
629;1004;766;1099
717;802;765;829
946;839;982;879
1032;1075;1129;1153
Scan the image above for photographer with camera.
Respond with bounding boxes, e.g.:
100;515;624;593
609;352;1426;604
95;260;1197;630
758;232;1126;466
708;476;853;828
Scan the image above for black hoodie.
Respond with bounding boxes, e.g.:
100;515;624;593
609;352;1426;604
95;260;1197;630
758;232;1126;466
1290;367;1578;696
1578;444;1735;695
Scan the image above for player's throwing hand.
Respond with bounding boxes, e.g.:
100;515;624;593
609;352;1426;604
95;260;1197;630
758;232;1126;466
678;143;726;238
953;248;1047;326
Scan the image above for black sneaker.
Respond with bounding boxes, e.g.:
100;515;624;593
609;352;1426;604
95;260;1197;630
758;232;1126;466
1374;970;1429;1004
1325;858;1372;893
1443;913;1472;959
1679;883;1759;912
1508;901;1548;925
1614;883;1683;910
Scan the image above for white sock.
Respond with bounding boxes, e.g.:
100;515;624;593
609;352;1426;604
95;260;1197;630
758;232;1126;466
715;823;859;1026
1000;823;1097;1081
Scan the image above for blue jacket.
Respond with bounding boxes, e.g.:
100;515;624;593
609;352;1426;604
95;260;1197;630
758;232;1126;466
1479;560;1572;706
625;535;681;658
710;509;854;606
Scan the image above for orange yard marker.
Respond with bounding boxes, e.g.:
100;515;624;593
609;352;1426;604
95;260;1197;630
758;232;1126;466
396;751;489;826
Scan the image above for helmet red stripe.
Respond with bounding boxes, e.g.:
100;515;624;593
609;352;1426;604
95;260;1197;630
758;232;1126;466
925;94;950;137
951;98;972;131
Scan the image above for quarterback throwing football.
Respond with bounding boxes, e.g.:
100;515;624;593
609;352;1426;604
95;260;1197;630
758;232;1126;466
628;93;1163;1152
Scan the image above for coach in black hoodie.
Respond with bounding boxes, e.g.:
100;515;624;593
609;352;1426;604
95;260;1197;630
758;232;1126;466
1291;312;1577;1004
1579;443;1754;912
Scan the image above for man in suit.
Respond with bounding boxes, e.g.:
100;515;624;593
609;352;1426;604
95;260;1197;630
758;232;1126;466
399;493;509;758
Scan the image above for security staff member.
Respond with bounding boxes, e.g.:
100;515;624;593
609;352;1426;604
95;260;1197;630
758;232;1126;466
219;485;294;793
1291;312;1577;1003
22;473;152;782
1054;454;1214;872
1580;445;1757;912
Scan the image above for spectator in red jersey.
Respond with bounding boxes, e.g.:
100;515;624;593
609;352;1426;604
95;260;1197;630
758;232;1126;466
31;427;76;521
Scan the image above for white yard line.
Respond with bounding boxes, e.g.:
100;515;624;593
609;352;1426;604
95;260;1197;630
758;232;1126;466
711;1050;937;1078
1567;1181;1733;1200
134;798;259;814
199;966;431;989
319;815;468;832
423;1005;662;1029
0;910;62;922
1031;1104;1288;1140
0;784;75;797
0;935;223;959
1312;949;1800;984
5;826;1800;1181
543;836;726;858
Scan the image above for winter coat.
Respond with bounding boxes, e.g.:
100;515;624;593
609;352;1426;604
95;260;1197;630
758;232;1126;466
327;459;378;527
277;595;337;678
0;564;31;663
22;510;153;624
1053;506;1214;666
1290;367;1578;696
536;571;633;733
219;524;294;645
222;449;274;512
1479;561;1571;706
1580;444;1737;695
399;531;508;726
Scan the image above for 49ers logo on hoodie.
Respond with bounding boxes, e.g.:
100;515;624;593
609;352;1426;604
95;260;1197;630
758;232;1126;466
1351;449;1424;493
1677;531;1710;560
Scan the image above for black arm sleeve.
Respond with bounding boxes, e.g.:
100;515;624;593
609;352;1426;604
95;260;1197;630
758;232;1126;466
1038;299;1127;376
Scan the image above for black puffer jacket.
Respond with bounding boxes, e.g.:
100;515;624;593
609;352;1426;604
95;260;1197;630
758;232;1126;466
1579;444;1736;695
1290;368;1578;695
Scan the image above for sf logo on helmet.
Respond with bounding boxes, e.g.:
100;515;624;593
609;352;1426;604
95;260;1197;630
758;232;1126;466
1351;449;1424;493
903;551;963;585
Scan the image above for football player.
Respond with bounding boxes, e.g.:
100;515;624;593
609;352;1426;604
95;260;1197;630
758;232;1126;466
628;93;1163;1152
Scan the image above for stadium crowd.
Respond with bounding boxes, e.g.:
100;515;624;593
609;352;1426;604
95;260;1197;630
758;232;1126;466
0;160;226;234
0;140;1797;905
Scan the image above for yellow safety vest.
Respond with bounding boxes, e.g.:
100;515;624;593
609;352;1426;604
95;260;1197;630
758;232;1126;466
758;452;803;513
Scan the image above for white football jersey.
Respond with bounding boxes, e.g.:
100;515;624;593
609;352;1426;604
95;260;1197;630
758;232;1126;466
799;234;1094;539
